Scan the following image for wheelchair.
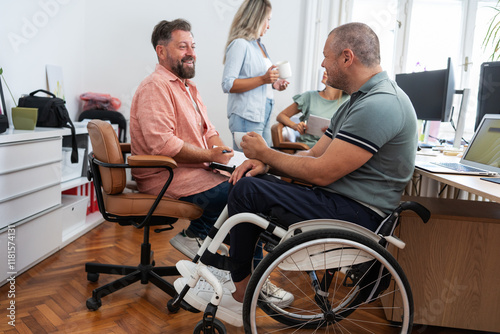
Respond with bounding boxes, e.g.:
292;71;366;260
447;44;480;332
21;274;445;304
168;198;430;334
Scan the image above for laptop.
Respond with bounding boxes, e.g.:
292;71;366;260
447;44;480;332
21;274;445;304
415;114;500;176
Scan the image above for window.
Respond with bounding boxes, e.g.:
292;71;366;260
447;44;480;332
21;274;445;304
350;0;399;77
405;0;463;73
345;0;500;144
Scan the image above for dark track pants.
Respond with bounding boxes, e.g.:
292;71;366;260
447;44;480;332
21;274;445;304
227;174;383;282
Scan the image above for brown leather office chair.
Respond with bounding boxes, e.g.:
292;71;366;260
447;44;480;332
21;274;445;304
85;120;203;311
271;122;310;154
270;123;310;184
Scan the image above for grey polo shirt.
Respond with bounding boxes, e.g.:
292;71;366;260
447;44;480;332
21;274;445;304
322;71;418;215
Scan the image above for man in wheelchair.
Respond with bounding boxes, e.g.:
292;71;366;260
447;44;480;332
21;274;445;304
174;22;418;329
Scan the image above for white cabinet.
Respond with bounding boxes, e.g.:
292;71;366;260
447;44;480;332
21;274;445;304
1;184;61;228
59;183;102;248
0;126;104;285
0;208;63;283
0;136;62;229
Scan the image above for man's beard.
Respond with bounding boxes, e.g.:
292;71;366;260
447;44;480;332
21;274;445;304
170;55;195;79
326;68;348;92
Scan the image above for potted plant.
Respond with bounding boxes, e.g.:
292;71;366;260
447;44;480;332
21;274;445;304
483;0;500;60
0;67;38;130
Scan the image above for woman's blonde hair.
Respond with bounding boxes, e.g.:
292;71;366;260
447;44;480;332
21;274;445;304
223;0;272;63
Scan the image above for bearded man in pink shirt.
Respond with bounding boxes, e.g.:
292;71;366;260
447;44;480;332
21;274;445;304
130;19;233;259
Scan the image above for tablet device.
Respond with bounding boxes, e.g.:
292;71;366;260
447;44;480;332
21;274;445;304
480;177;500;184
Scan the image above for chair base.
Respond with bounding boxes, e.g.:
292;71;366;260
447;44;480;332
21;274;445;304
85;259;181;308
85;226;190;311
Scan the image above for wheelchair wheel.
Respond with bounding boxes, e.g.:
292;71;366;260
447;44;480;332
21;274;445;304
243;229;413;333
193;318;226;334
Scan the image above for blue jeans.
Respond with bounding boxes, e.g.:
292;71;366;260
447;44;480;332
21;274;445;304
228;98;274;151
179;181;230;239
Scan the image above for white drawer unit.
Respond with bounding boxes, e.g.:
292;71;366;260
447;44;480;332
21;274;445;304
0;162;61;202
0;184;61;229
61;195;89;240
0;125;105;286
0;208;62;283
0;136;62;173
0;133;63;231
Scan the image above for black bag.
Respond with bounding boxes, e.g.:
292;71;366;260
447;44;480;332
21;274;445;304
0;114;8;134
18;89;78;163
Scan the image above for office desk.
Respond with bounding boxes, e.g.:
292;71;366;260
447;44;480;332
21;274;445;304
387;151;500;332
413;169;500;201
412;150;500;202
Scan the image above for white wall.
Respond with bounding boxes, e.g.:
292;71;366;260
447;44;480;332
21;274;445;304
1;0;312;145
0;0;86;120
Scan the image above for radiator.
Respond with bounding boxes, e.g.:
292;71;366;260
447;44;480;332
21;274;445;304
404;172;490;202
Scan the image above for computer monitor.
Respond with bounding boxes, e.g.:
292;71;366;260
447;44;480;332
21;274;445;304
395;57;455;122
475;61;500;130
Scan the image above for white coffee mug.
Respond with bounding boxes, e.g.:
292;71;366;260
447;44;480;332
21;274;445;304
233;132;246;149
276;61;292;79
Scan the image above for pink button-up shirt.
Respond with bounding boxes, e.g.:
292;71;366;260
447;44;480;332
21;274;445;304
130;64;227;199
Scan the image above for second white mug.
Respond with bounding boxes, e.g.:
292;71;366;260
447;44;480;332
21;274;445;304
276;61;292;79
233;131;246;149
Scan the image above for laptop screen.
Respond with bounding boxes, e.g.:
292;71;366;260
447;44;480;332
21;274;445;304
462;114;500;173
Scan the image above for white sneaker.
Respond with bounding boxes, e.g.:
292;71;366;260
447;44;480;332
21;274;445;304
174;276;243;327
260;278;294;308
170;230;230;259
169;229;203;259
176;260;235;292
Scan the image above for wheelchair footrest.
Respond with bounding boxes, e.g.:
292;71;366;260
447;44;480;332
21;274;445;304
180;300;201;313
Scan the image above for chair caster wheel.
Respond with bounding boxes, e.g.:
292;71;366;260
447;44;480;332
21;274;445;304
167;299;180;313
193;318;226;334
87;272;99;282
86;298;102;311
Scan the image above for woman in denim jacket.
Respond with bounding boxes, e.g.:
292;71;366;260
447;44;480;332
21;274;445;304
222;0;289;150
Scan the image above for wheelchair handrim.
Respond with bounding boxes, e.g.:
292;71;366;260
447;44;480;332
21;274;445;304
247;237;412;333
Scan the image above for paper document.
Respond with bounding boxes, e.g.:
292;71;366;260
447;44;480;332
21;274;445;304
305;115;330;137
226;150;247;168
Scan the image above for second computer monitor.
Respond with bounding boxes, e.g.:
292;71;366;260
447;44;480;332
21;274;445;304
395;57;455;122
475;61;500;130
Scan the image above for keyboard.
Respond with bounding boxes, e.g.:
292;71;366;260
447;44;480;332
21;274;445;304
431;162;487;173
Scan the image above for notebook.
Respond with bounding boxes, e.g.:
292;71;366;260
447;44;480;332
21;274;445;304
415;114;500;176
305;115;330;137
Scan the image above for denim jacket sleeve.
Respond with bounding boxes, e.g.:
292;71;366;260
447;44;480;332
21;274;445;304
221;39;268;122
222;39;248;93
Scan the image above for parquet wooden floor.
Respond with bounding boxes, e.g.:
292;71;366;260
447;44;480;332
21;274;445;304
0;220;493;334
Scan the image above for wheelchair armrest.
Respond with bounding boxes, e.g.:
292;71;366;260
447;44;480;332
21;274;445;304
265;167;313;188
128;155;178;169
376;200;430;238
